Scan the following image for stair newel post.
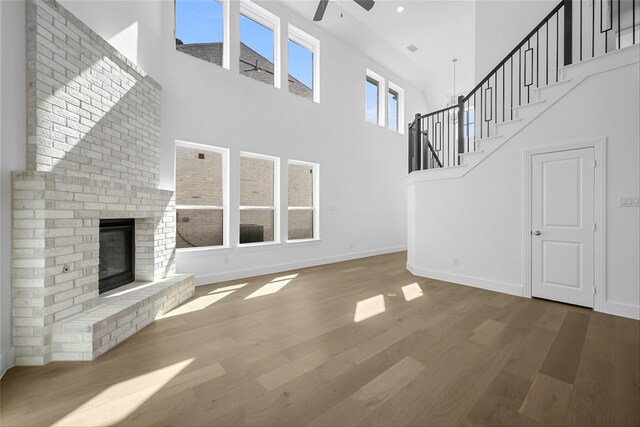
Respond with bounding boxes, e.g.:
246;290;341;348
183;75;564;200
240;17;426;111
457;95;465;165
564;0;573;66
412;113;422;172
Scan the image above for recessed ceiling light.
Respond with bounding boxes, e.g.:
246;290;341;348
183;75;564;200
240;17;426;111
397;5;405;13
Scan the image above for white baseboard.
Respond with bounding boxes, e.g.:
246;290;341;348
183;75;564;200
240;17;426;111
602;300;640;320
406;263;524;297
0;347;14;379
194;246;407;286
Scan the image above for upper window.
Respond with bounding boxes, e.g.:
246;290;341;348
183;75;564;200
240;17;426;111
240;152;280;245
175;0;229;68
365;69;386;127
365;76;379;125
288;25;320;103
387;89;399;132
288;161;319;241
388;82;405;134
175;141;229;249
239;1;280;88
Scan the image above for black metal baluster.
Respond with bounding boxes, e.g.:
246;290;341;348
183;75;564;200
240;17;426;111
580;0;583;61
546;22;550;84
527;40;531;103
556;13;560;83
480;87;483;139
502;64;505;122
519;48;522;105
537;31;540;88
634;0;637;45
494;73;498;125
592;0;595;57
618;0;621;49
510;56;514;119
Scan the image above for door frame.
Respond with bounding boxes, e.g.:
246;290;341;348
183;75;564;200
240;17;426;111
522;138;607;311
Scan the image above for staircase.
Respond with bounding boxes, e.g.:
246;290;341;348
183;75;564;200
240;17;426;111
406;0;640;320
408;0;639;176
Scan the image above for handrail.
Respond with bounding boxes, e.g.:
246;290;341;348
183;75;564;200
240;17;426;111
420;104;458;120
408;0;637;174
463;1;564;102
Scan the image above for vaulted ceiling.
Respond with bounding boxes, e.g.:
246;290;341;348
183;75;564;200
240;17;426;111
280;0;477;108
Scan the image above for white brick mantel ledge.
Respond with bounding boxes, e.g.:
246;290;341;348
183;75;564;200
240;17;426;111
51;274;195;361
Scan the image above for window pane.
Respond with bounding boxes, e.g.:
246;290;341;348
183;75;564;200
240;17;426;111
176;145;223;206
465;108;475;139
177;209;223;248
240;210;274;243
366;77;379;124
240;156;274;207
240;14;274;86
288;163;313;207
288;210;313;240
388;90;398;132
175;0;224;66
288;40;313;100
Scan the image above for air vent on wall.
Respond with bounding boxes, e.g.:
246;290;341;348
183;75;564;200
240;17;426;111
407;44;419;53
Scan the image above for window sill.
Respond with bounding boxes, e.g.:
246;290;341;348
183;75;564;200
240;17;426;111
237;241;283;251
286;238;321;247
177;245;232;255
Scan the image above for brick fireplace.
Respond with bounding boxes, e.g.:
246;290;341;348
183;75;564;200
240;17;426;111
11;0;194;366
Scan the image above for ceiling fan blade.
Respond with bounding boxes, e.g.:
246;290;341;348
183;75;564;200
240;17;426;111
353;0;375;11
313;0;330;21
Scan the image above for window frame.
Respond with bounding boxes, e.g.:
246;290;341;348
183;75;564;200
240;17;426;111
287;160;320;243
388;81;405;135
239;151;281;247
365;69;386;127
239;0;281;89
174;0;231;70
287;24;320;103
174;140;230;252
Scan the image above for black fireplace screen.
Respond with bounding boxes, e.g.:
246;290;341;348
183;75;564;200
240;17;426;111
99;219;135;294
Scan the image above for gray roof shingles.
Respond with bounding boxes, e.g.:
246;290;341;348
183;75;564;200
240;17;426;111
177;41;313;100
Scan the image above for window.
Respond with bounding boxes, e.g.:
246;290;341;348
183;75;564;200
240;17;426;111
388;82;405;134
240;152;279;245
464;106;475;139
175;141;229;249
175;0;229;69
239;1;280;88
387;89;398;132
365;77;379;125
288;25;320;103
288;161;319;241
365;69;386;127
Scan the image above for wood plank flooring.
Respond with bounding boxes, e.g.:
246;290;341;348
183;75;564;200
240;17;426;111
1;251;639;426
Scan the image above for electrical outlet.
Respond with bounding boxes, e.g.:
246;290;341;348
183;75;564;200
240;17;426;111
224;257;229;265
452;258;458;266
619;196;640;207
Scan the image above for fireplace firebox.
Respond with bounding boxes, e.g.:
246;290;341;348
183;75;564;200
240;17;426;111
99;219;135;294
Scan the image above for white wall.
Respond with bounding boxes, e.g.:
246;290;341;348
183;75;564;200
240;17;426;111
0;0;27;376
0;0;428;370
475;0;558;81
408;53;640;319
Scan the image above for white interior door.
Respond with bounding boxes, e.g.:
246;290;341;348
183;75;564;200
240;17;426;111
531;147;595;308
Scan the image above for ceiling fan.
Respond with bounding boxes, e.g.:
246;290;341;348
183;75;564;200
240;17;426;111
313;0;375;21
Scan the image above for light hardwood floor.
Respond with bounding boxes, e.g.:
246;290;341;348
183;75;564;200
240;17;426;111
1;252;639;426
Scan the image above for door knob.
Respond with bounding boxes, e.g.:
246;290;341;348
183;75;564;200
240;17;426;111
533;230;541;236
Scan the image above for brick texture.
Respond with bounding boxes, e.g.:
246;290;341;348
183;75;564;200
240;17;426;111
12;0;184;366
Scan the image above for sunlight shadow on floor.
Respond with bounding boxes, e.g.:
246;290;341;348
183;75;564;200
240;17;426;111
354;294;386;323
52;358;193;427
401;282;424;302
160;284;247;319
244;279;292;300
